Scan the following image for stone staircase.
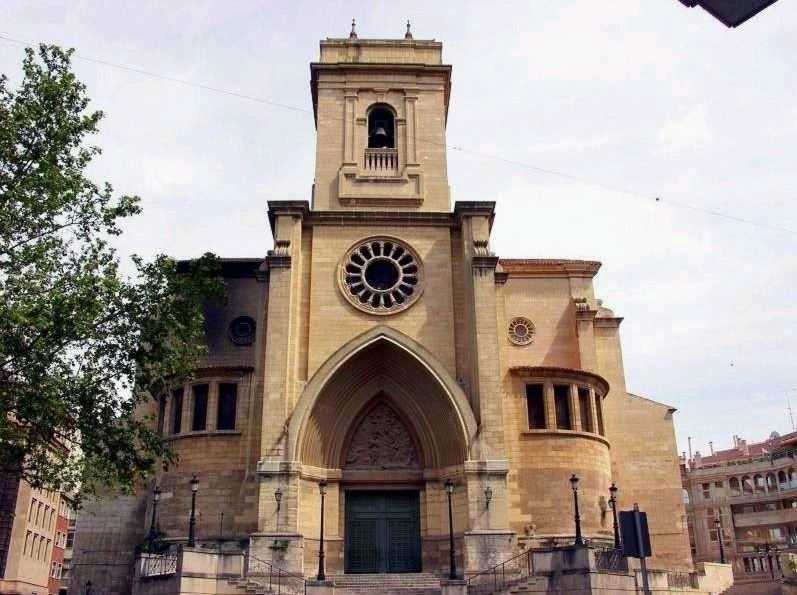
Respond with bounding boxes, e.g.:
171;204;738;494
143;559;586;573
227;575;308;594
720;579;785;595
228;572;442;595
333;573;442;594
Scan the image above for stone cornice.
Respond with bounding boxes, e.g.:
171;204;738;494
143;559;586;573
308;209;456;228
499;259;601;278
267;200;310;234
310;62;452;125
509;365;610;395
177;257;264;279
453;201;497;230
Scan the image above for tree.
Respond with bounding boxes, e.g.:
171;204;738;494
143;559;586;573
0;45;224;499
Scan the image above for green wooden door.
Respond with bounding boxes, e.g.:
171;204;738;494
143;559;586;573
345;491;421;573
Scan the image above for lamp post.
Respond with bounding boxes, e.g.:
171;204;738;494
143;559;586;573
275;487;283;513
317;481;327;581
187;474;199;547
608;483;620;549
147;485;161;543
445;479;457;579
714;517;725;564
570;474;584;546
484;485;493;510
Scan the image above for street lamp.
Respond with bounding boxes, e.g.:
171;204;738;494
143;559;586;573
608;483;620;549
445;479;457;579
570;474;584;546
317;481;327;581
484;485;493;510
714;517;725;564
187;474;199;547
275;487;283;513
147;485;161;543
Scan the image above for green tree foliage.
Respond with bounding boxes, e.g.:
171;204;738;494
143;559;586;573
0;45;224;499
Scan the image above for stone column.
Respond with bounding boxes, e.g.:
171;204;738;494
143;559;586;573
544;382;556;430
569;384;582;431
206;381;218;432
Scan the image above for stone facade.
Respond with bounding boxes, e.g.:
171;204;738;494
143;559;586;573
72;31;695;593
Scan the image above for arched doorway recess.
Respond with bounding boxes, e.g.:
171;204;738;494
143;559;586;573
289;327;478;574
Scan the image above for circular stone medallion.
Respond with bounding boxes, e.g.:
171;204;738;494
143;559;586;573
508;317;536;346
339;237;424;315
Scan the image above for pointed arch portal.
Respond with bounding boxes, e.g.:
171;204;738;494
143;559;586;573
289;326;476;471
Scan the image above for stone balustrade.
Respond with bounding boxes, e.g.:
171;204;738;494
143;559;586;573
363;148;399;176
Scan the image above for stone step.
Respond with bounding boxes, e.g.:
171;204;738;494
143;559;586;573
721;579;785;595
333;572;442;594
228;573;443;595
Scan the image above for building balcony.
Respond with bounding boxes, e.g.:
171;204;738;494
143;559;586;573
733;506;797;528
363;148;399;176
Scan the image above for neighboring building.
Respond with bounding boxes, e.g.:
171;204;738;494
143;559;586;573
683;431;797;581
60;495;75;595
0;475;63;595
49;493;75;595
72;29;701;594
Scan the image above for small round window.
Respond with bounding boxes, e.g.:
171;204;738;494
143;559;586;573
508;317;535;346
229;316;256;345
338;237;424;315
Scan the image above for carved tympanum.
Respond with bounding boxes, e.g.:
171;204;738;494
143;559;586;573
344;402;420;469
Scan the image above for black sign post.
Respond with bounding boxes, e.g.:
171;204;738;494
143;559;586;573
620;504;652;595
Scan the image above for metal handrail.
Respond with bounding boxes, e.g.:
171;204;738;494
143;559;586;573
245;553;307;595
139;547;180;577
466;548;534;595
593;547;629;573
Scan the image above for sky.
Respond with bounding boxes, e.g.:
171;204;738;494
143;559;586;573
1;1;795;457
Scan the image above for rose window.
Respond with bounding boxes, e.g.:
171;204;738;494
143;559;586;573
508;317;536;346
339;238;424;315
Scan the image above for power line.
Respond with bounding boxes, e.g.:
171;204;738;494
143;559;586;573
1;32;795;237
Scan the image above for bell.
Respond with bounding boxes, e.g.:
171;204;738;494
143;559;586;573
372;126;389;147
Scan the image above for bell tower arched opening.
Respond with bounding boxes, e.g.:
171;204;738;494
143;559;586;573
367;104;395;149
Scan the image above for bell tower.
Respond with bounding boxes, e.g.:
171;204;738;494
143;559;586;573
310;22;452;211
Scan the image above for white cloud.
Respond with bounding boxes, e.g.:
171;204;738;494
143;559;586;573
658;105;712;151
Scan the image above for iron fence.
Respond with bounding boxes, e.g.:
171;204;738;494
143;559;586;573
245;553;307;595
139;548;179;577
466;548;534;595
667;570;699;589
593;547;628;573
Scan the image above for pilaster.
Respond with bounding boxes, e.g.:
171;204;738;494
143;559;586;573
260;202;308;465
453;202;506;461
574;298;599;373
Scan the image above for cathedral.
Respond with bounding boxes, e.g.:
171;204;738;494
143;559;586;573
71;28;709;595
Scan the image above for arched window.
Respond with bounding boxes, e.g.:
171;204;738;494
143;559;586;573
754;474;765;493
766;473;777;492
368;105;395;149
778;470;788;490
789;468;797;488
729;477;741;495
742;476;754;494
